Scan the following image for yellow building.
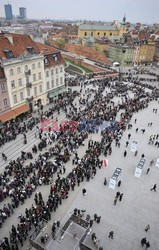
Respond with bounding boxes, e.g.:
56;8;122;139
78;17;127;39
133;39;156;65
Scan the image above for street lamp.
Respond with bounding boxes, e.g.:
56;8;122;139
119;48;126;82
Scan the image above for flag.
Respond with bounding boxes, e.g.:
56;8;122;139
103;159;108;167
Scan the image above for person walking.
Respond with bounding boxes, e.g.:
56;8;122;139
114;197;117;205
141;237;147;246
146;241;150;249
150;184;157;191
145;224;150;232
119;193;123;201
108;231;114;239
124;149;127;157
82;188;87;195
146;168;150;174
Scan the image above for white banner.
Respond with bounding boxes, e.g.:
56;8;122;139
131;141;138;152
155;157;159;168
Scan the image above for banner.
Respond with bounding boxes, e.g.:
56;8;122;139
103;159;108;167
155;157;159;168
130;141;138;152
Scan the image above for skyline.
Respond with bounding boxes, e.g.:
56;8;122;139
0;0;159;24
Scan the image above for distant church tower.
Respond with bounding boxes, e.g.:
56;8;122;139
123;14;126;23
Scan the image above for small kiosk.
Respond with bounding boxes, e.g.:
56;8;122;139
134;158;146;178
109;167;122;190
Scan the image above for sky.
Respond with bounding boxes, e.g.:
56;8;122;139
0;0;159;24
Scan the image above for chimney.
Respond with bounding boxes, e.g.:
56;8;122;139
4;34;14;45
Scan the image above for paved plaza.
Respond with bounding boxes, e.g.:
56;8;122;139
0;68;159;250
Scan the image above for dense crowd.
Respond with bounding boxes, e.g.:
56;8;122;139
0;71;159;249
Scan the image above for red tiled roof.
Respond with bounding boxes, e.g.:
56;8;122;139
0;33;59;59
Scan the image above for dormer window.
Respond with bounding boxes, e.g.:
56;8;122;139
44;57;48;64
53;54;58;62
26;46;35;54
3;49;14;59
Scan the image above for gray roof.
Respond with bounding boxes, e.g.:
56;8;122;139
79;24;118;31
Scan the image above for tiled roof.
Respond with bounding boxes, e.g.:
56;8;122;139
0;32;59;59
79;24;118;31
44;53;65;68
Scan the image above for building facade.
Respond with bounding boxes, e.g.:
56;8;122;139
154;42;159;62
19;7;27;20
4;4;13;20
109;44;134;66
0;67;11;114
78;17;127;40
43;53;65;104
0;32;65;123
133;40;156;65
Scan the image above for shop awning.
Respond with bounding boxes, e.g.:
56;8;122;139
0;104;29;123
14;104;29;116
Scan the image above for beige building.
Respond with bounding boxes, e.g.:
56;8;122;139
133;39;156;65
0;32;65;123
78;17;127;39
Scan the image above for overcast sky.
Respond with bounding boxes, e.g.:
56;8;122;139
0;0;159;24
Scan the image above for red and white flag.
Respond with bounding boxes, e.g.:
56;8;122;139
103;159;108;167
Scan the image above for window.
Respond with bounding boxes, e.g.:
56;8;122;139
110;33;112;36
44;58;48;64
60;77;63;85
38;62;41;68
13;94;17;104
18;78;22;87
1;83;5;91
97;32;100;36
34;86;37;95
91;32;93;36
39;85;42;93
51;69;54;75
26;46;35;54
3;49;14;59
25;65;28;71
17;67;21;74
56;78;59;86
26;75;29;84
11;80;15;89
47;81;50;90
56;68;59;74
104;32;106;36
32;63;35;69
46;71;49;77
27;88;30;97
20;92;24;101
39;72;42;80
85;32;87;36
60;67;63;73
10;69;14;76
51;80;54;88
33;74;36;82
3;98;8;107
54;56;58;62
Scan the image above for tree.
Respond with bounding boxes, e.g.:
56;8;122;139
56;38;65;49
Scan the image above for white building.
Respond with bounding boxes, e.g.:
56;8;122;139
0;32;65;122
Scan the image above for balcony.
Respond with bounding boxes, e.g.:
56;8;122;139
26;82;32;88
26;96;34;101
24;69;31;75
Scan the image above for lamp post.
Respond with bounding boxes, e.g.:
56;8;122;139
119;48;126;82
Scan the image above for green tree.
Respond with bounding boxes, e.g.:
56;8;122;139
56;38;65;49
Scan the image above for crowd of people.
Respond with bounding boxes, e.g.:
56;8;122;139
0;70;159;249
